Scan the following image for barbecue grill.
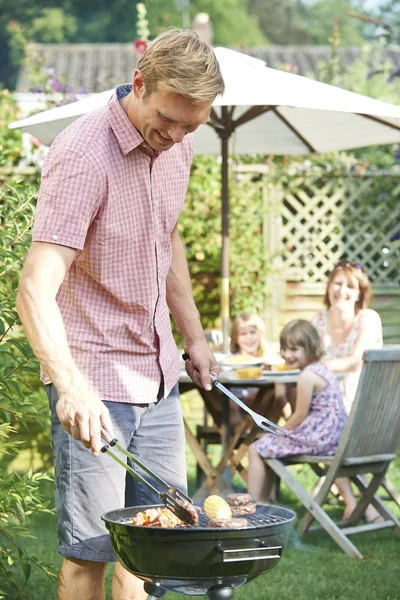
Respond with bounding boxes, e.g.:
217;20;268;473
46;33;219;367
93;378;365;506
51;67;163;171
103;503;295;599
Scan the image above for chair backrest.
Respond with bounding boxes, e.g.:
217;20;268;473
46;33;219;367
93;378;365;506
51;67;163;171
205;329;224;351
336;346;400;461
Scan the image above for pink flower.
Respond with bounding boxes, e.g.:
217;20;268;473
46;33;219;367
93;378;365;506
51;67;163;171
283;64;299;74
31;136;43;147
133;39;148;56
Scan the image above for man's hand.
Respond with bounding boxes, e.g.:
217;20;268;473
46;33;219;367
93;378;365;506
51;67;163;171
56;386;114;456
183;339;219;391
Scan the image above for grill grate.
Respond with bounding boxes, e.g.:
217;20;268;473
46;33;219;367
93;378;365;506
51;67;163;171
119;505;291;531
194;508;289;529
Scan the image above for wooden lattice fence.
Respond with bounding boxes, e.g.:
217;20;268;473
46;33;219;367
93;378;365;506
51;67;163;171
279;171;400;284
263;169;400;343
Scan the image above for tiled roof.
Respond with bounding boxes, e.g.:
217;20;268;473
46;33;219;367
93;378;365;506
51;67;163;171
17;43;400;94
18;43;138;93
248;45;400;77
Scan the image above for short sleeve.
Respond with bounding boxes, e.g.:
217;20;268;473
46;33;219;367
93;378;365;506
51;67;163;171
33;150;104;250
310;311;323;330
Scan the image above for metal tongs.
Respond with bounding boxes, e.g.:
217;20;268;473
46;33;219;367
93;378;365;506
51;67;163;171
182;353;287;437
100;428;196;523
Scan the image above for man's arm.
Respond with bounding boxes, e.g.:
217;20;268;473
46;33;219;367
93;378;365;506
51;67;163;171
16;241;113;455
167;224;219;390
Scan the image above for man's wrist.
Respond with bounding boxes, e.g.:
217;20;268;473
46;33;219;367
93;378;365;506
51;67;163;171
52;367;86;396
183;333;207;348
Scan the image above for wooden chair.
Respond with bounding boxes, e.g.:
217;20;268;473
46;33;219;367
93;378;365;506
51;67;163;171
265;347;400;559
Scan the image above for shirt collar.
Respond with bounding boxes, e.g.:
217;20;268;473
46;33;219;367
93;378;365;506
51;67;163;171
107;84;158;158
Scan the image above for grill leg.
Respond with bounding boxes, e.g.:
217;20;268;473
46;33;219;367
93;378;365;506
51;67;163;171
207;586;235;599
144;581;166;598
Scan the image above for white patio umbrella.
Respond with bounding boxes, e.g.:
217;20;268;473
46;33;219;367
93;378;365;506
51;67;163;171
10;47;400;350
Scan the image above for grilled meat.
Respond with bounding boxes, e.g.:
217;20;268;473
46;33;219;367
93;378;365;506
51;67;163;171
128;507;183;528
208;517;248;528
226;493;256;516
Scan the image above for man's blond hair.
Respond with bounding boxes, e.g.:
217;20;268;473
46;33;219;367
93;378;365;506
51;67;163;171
136;28;224;104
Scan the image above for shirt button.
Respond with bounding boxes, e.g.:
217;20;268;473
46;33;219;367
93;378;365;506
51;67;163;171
52;234;59;241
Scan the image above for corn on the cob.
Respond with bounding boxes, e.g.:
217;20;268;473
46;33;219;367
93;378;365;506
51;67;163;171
204;495;232;520
270;363;291;371
235;367;263;379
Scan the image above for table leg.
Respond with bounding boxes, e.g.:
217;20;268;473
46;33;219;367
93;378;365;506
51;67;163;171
229;428;260;485
183;420;232;502
220;395;231;485
181;382;277;499
193;416;252;499
213;386;273;487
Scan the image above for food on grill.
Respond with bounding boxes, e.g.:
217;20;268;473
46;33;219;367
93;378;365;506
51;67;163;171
208;517;248;528
179;499;200;525
235;367;263;379
204;495;232;520
226;493;256;516
128;507;183;528
230;503;257;516
226;493;252;506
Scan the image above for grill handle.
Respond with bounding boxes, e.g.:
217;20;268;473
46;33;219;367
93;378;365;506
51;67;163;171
216;541;282;563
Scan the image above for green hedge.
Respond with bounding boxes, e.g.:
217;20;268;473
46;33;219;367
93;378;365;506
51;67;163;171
179;156;275;335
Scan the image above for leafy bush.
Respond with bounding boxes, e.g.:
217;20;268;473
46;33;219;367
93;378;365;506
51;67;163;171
179;156;276;334
0;181;55;598
0;423;55;600
0;91;24;167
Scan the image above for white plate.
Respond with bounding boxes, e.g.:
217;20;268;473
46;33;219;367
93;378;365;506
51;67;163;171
264;369;300;376
223;371;263;381
219;358;263;370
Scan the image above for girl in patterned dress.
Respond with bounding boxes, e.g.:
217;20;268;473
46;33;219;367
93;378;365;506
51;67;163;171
248;319;347;504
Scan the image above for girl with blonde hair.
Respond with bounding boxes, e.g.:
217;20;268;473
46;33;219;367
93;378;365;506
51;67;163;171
223;312;284;426
230;312;268;358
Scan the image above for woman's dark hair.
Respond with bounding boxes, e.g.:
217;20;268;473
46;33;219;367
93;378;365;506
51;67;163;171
280;319;324;363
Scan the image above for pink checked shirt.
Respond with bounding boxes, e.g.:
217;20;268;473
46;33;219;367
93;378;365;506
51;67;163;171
33;85;194;404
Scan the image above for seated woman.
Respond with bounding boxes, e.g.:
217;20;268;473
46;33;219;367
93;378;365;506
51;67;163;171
275;261;383;419
311;260;383;413
311;260;383;522
271;262;383;521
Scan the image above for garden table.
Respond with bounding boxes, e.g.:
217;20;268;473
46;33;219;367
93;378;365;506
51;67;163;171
179;370;299;501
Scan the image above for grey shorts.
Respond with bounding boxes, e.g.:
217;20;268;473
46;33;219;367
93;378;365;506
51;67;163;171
46;383;187;562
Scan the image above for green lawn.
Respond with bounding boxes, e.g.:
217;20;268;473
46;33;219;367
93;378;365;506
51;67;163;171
11;390;400;599
15;459;400;600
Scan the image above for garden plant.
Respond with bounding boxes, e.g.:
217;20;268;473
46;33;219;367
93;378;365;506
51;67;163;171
0;179;55;599
0;20;399;598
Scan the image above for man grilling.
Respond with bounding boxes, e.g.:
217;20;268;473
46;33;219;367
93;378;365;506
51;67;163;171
17;28;223;600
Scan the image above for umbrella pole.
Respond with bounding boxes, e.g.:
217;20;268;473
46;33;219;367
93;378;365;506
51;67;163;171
221;131;230;354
